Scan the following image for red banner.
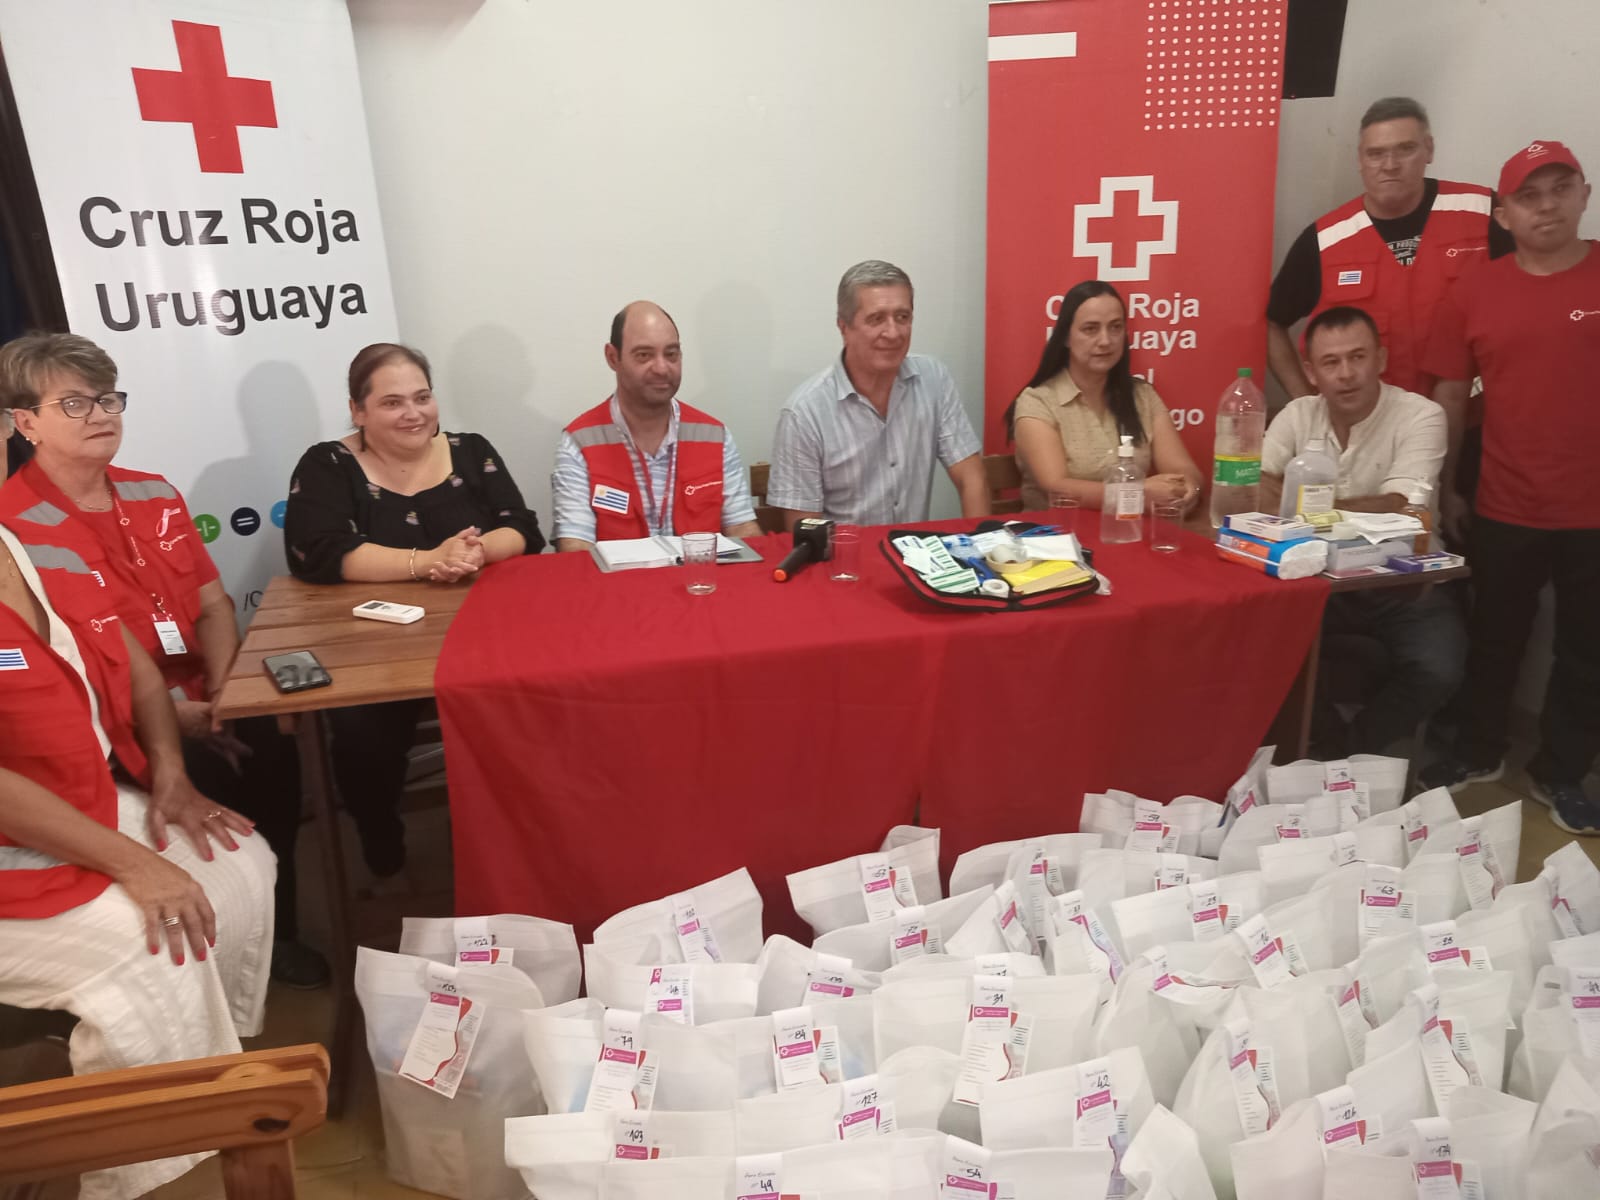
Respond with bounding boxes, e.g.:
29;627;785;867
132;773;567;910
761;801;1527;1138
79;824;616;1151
984;0;1286;470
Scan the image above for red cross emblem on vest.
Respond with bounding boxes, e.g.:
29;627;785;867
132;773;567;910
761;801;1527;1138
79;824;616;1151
132;21;277;174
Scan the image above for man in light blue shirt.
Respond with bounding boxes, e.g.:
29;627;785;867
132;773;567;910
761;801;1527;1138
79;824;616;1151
552;301;761;552
767;260;989;530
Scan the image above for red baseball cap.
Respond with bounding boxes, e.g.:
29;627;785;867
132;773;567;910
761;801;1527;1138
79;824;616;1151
1498;140;1585;197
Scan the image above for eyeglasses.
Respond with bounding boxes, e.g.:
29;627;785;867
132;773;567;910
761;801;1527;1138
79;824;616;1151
31;391;128;419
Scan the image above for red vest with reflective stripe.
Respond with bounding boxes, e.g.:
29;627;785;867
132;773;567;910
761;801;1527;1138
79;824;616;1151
1310;181;1493;395
0;517;148;919
566;399;726;541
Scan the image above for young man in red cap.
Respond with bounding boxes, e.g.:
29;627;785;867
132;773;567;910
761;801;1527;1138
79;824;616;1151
1421;141;1599;834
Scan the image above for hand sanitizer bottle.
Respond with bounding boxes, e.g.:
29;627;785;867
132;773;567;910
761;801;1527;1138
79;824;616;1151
1101;434;1145;544
1279;437;1338;519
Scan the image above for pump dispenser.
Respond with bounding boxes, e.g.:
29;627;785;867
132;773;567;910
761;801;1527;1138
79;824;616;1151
1101;433;1145;544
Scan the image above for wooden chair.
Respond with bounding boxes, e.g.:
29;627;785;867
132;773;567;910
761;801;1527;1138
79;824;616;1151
748;461;787;534
0;1044;329;1200
983;453;1024;515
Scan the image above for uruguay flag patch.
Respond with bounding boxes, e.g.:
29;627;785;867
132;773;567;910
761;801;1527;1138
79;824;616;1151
1337;269;1363;286
0;647;27;671
592;483;631;515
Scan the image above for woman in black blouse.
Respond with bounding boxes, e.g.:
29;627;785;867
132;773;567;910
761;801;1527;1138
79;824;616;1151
284;342;544;880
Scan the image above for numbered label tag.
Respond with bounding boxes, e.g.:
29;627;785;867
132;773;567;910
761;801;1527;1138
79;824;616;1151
584;1008;649;1113
669;893;722;963
1223;1018;1275;1136
1053;890;1123;982
837;1073;885;1142
1360;864;1413;949
1154;854;1189;891
993;880;1034;956
1073;1056;1117;1146
889;904;938;963
1334;973;1373;1068
1190;879;1225;942
735;1153;783;1200
1421;921;1464;972
398;965;481;1099
771;1006;824;1091
611;1111;660;1160
858;853;900;923
940;1136;992;1197
453;916;512;966
1317;1084;1366;1150
1323;760;1356;792
804;951;858;1003
1567;966;1600;1058
1126;798;1172;853
953;976;1014;1107
1411;1117;1460;1200
646;965;694;1024
1456;822;1505;911
1236;913;1293;989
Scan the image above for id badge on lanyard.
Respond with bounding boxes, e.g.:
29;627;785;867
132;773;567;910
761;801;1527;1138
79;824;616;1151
153;616;187;656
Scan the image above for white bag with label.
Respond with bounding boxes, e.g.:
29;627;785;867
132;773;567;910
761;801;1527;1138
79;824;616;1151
591;867;764;964
876;1046;961;1133
772;1138;898;1199
1508;965;1586;1103
1122;1102;1221;1200
1360;786;1460;864
1266;755;1406;813
1541;840;1600;936
1080;789;1151;848
1524;1055;1600;1200
1399;850;1470;926
945;884;1033;960
1106;880;1199;961
1348;1036;1432;1144
398;913;581;1004
1078;848;1218;909
987;1146;1117;1200
756;936;880;1016
637;1014;742;1110
582;944;760;1024
1456;895;1548;1014
503;1109;737;1198
1218;794;1342;876
1449;1085;1538;1200
979;1046;1154;1151
787;828;942;937
948;832;1103;897
354;949;546;1200
813;886;994;972
599;1156;734;1200
1258;827;1405;908
1093;956;1204;1106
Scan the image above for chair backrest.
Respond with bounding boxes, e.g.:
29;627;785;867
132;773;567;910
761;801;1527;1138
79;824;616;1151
748;461;786;534
984;453;1024;515
0;1043;329;1197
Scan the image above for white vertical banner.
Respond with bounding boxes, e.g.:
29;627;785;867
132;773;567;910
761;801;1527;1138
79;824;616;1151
0;0;397;612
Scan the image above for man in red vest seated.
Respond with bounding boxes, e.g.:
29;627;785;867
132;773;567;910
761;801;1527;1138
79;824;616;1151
1266;96;1508;401
552;301;762;551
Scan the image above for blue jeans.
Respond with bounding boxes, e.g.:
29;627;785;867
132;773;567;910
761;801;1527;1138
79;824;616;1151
1321;586;1467;754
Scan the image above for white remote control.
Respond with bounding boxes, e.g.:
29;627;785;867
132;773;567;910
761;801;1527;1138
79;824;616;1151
352;599;425;625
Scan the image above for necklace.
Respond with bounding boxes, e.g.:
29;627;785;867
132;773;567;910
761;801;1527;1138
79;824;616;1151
66;478;114;512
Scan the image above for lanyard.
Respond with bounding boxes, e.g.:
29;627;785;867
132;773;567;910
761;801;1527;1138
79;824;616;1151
107;489;171;618
630;440;676;535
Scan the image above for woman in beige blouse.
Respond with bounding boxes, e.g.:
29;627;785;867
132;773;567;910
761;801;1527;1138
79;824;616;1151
1005;280;1202;511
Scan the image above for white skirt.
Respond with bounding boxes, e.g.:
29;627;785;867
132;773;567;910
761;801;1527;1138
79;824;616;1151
0;785;276;1200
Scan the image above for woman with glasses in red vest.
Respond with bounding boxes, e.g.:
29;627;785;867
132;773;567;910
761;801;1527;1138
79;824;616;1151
283;342;545;885
0;332;324;988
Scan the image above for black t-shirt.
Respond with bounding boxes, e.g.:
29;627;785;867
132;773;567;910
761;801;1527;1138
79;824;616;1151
1267;179;1514;327
283;430;545;582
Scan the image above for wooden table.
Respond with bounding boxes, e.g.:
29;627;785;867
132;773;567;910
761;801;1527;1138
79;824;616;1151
213;575;472;1115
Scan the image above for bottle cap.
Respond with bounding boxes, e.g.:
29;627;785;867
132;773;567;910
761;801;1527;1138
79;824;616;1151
1307;437;1326;451
1118;434;1134;458
1238;367;1252;378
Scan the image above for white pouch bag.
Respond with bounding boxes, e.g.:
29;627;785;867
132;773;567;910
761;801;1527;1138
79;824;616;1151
1080;789;1149;848
1525;1055;1600;1200
1399;850;1469;926
1107;881;1198;961
949;832;1103;898
777;1138;893;1199
1258;890;1341;976
876;1046;960;1133
1508;965;1585;1102
599;1156;733;1199
1449;1085;1538;1200
1217;794;1341;876
400;914;581;1004
1456;896;1548;1014
1077;849;1218;909
1348;1037;1433;1142
1094;958;1203;1106
756;936;880;1016
1266;755;1406;813
945;885;1031;960
582;945;760;1024
811;994;878;1081
639;1014;742;1110
1123;1103;1220;1200
1258;827;1405;908
787;828;942;937
503;1109;737;1199
813;886;994;972
989;1146;1116;1199
735;1083;845;1154
523;997;605;1114
1228;1097;1325;1200
980;1046;1153;1151
1540;840;1600;937
354;948;546;1200
591;867;764;964
872;976;972;1061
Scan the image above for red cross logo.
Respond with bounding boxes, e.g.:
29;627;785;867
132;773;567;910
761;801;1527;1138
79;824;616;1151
132;21;276;174
1072;176;1180;282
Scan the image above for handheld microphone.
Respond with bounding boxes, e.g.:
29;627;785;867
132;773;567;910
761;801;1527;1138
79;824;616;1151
773;517;835;582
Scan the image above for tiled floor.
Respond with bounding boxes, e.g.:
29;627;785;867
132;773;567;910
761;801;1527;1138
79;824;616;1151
105;769;1600;1198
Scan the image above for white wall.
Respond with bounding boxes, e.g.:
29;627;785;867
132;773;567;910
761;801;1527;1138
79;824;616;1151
1272;0;1600;718
346;0;989;526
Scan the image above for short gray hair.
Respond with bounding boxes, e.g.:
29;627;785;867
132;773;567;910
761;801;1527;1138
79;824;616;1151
1360;96;1429;132
836;260;913;323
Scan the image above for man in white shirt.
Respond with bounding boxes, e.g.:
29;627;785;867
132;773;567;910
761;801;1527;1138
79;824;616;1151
1262;306;1463;755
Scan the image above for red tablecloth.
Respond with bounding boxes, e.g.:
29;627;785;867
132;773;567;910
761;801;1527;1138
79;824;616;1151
436;518;1327;942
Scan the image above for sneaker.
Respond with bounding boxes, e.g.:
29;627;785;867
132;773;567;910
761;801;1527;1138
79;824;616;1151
1533;778;1600;837
1417;756;1505;795
270;940;332;990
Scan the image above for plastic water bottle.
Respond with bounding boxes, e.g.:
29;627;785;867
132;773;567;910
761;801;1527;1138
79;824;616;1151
1279;437;1339;518
1403;482;1434;553
1101;434;1145;544
1209;367;1266;528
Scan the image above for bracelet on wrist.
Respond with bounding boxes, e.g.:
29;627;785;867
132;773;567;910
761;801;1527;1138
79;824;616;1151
408;547;419;580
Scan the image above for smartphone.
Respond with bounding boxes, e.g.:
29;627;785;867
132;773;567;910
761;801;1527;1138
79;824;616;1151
262;650;332;693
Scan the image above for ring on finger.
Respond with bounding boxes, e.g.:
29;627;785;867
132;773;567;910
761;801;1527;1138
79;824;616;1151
162;915;182;928
204;809;224;821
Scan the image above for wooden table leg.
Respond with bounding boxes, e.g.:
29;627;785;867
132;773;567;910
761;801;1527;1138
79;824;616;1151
293;711;358;1119
1269;632;1323;763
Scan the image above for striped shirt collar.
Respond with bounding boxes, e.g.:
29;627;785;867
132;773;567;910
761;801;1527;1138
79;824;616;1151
828;351;921;406
607;393;680;460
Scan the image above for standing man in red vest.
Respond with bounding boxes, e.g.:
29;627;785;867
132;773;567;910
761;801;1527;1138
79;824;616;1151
1266;100;1508;529
552;301;762;552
